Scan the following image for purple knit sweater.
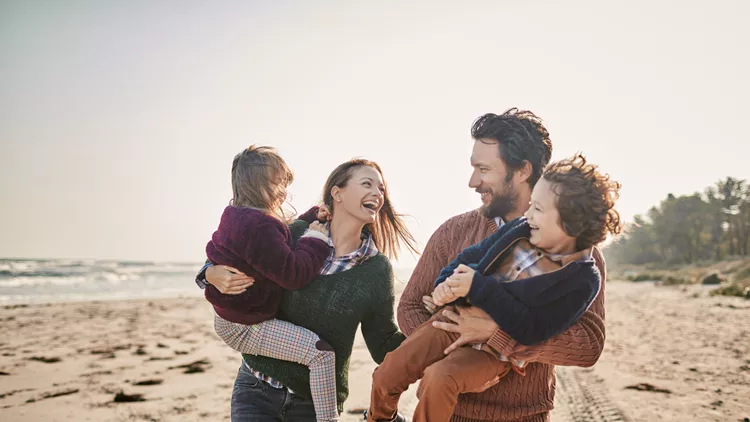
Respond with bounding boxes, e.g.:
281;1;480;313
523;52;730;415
205;206;330;325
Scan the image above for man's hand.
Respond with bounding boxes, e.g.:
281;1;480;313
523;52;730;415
432;306;499;355
465;376;500;393
206;265;255;295
507;343;544;363
445;264;475;298
432;282;457;307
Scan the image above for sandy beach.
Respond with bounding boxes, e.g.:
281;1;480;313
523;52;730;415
1;281;748;421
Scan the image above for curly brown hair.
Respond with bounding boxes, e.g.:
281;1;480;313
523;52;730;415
543;153;622;250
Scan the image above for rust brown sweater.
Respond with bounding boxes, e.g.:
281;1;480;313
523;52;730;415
397;210;606;422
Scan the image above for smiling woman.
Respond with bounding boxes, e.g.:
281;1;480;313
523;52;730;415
202;157;420;421
321;159;417;260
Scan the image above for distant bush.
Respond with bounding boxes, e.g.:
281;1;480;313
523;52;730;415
626;272;694;284
701;273;723;285
710;282;750;299
627;273;661;282
661;275;694;285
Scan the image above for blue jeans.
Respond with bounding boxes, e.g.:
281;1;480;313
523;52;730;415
231;362;317;422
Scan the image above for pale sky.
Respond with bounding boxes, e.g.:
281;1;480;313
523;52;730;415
1;0;748;267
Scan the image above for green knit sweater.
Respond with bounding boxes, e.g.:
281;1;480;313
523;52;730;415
242;221;405;412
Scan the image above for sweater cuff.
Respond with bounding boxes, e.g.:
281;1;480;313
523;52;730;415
487;329;517;356
298;206;320;224
195;261;213;289
301;230;329;243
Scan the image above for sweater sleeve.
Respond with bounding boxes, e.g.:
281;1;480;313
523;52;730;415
361;259;406;363
397;221;453;336
296;206;320;224
468;267;599;346
432;227;505;289
486;247;607;367
240;220;330;290
288;219;310;240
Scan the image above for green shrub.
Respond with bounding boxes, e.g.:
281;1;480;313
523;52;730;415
710;282;750;299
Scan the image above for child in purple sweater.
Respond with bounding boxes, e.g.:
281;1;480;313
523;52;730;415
205;145;337;421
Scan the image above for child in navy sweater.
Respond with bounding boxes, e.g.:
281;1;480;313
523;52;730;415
367;153;622;422
204;145;338;421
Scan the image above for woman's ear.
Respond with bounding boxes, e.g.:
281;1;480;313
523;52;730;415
331;186;342;203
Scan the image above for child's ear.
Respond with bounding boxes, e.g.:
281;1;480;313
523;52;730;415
516;160;533;183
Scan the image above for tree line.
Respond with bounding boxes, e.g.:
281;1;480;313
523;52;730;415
606;177;750;265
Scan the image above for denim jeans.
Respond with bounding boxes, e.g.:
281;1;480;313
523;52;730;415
231;362;317;422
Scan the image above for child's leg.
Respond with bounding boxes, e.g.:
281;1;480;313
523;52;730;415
367;314;459;422
412;347;512;422
214;314;337;422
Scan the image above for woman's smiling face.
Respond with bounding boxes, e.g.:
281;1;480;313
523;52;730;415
331;165;385;225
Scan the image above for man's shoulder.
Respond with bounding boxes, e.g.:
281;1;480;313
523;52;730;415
424;209;496;251
437;209;488;233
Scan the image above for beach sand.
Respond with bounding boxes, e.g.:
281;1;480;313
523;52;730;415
1;281;748;421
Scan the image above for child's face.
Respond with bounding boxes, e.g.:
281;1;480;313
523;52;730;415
524;178;577;254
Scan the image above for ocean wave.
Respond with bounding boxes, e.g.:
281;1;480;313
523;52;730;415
0;258;201;303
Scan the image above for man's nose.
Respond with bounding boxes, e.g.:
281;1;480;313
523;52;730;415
468;172;480;188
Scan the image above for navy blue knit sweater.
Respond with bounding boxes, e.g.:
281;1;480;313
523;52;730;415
434;217;601;346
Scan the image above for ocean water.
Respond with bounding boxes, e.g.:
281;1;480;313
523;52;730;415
0;258;203;305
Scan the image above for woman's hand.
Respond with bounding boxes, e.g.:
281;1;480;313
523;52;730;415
465;376;501;393
206;265;255;295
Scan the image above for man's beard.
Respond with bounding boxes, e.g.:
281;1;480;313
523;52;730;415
480;183;517;220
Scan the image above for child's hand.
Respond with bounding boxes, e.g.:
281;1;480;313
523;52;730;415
308;221;330;237
432;282;458;307
445;264;475;298
317;205;331;223
422;295;438;314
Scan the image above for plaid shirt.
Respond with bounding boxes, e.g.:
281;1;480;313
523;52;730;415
320;227;378;275
241;229;378;389
495;240;592;283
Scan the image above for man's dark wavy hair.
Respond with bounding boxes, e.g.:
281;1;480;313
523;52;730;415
471;108;553;186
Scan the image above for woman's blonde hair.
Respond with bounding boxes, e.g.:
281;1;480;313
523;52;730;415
231;145;294;220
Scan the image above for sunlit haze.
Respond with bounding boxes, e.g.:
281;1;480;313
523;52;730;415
2;1;748;267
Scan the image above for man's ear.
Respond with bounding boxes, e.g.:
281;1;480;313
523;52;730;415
515;160;533;183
